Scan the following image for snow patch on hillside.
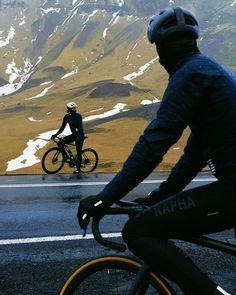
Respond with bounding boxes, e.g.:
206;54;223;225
0;26;15;48
19;16;26;26
126;43;138;60
6;139;47;171
28;117;42;122
109;11;120;26
103;27;108;39
25;83;54;100
62;0;86;25
117;0;124;7
61;68;78;79
6;60;21;83
141;97;160;105
40;81;53;86
41;7;61;14
83;103;127;122
83;10;98;24
0;57;42;96
123;57;158;81
102;10;121;39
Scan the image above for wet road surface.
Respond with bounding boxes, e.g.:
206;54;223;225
0;172;235;294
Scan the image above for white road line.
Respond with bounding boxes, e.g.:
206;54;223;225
0;181;108;188
0;178;215;188
0;176;217;246
0;232;122;245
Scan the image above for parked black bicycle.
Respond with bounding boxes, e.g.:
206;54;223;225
41;136;98;174
60;200;236;295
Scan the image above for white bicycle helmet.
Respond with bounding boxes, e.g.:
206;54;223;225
147;7;199;44
66;102;77;109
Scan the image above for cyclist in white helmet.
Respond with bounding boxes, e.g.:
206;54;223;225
51;102;85;174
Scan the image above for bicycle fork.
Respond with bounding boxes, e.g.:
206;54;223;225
127;264;151;295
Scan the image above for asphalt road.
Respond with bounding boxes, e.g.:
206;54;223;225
0;172;235;294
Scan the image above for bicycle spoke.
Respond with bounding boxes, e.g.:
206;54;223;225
80;149;98;173
42;148;65;173
70;267;158;294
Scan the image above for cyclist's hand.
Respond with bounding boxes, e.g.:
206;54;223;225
51;134;57;140
77;195;107;236
133;188;165;206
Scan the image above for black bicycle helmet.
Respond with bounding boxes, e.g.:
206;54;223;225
147;7;199;44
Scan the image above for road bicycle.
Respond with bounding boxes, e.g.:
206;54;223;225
60;200;236;295
41;136;98;174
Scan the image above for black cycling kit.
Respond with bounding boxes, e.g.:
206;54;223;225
56;112;85;169
95;51;236;294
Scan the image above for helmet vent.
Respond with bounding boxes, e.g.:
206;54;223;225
186;18;196;26
163;19;177;29
147;7;199;43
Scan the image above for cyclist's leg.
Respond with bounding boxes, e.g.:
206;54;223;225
59;134;74;149
122;179;236;295
75;137;84;170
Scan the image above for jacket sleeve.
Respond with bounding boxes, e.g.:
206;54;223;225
158;133;207;198
99;73;205;205
56;115;67;135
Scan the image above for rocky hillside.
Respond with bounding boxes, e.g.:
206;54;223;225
1;0;236;174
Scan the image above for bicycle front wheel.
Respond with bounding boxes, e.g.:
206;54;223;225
80;148;98;173
41;147;65;174
60;256;175;295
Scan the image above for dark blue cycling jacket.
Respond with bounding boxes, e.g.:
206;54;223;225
100;52;236;203
56;112;84;139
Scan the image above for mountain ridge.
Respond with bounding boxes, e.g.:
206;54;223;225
1;0;236;174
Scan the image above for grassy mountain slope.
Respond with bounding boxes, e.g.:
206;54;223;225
0;0;236;174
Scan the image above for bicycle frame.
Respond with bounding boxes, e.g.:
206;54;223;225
63;144;75;160
54;137;73;156
60;201;234;295
91;201;236;294
127;264;152;295
92;200;236;258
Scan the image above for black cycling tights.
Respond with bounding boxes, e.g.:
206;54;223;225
63;134;84;169
122;179;236;295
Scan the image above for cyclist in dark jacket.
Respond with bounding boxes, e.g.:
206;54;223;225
77;7;236;295
51;102;85;174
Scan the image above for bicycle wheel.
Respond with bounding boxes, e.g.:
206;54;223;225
60;256;175;295
41;147;65;174
80;148;98;173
